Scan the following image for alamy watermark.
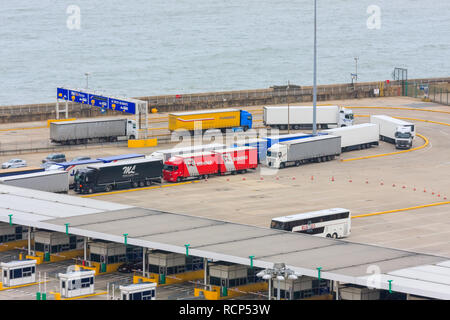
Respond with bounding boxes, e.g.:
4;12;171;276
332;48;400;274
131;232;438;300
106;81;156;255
367;5;381;30
66;5;81;30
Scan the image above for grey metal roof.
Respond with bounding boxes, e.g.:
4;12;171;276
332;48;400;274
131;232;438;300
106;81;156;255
0;185;449;299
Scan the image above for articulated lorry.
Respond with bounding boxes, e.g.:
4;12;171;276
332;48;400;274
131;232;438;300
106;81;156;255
74;158;163;194
0;171;69;193
263;105;354;129
234;133;323;163
370;115;415;149
266;135;341;169
163;147;258;182
168;109;253;132
149;143;226;162
50;118;138;145
322;123;379;152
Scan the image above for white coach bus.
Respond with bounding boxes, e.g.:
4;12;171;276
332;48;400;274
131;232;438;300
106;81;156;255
270;208;351;239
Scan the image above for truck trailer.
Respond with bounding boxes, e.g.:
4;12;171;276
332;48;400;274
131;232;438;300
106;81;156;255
163;147;258;182
234;133;321;163
149;143;226;162
74;158;163;194
97;153;145;163
0;170;69;193
47;159;104;189
266;135;341;169
0;166;44;178
370;115;415;149
322;123;379;152
263;105;354;129
168;109;253;132
50;118;138;145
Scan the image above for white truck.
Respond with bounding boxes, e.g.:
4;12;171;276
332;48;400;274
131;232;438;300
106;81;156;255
322;123;379;152
50;118;138;145
370;115;415;149
266;135;341;169
263;105;354;129
0;170;69;193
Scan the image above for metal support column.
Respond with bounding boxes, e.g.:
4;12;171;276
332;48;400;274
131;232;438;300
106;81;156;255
83;237;87;261
204;258;208;286
27;228;31;255
268;278;272;300
335;281;340;300
142;248;146;277
56;99;60;120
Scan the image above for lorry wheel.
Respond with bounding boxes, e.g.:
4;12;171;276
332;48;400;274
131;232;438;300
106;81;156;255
129;135;135;140
132;182;138;188
88;188;93;194
326;234;331;238
317;157;322;163
332;233;338;239
243;126;249;132
177;177;182;182
105;185;112;192
145;180;151;186
293;125;300;130
280;163;285;169
295;161;300;167
139;181;145;187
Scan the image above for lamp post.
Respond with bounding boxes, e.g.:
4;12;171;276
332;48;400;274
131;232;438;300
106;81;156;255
256;263;299;300
85;72;91;89
312;0;317;136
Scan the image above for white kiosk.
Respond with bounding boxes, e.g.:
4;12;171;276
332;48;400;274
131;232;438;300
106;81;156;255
1;259;36;287
58;269;95;298
120;282;156;300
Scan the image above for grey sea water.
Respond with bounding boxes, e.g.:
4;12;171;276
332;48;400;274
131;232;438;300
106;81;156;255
0;0;449;105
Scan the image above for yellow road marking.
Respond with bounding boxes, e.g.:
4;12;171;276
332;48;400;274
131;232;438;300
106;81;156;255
342;133;429;162
80;180;200;198
0;126;47;132
353;201;450;219
59;291;107;300
348;106;450;115
0;280;49;291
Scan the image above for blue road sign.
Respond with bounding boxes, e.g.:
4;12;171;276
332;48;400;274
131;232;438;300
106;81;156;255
68;89;89;104
109;98;136;114
88;94;108;108
57;87;137;114
57;87;69;100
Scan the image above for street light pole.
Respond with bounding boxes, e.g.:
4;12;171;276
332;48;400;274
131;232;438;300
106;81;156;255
354;57;359;84
312;0;317;136
287;81;290;134
85;72;91;89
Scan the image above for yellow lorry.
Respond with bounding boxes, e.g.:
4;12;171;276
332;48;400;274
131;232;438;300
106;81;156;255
168;109;253;132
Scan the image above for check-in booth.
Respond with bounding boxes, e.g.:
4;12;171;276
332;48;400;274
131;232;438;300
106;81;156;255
34;231;84;262
208;261;262;289
339;284;381;300
273;276;330;300
0;222;27;243
120;282;156;300
89;241;142;273
147;250;203;283
58;270;95;298
1;259;36;287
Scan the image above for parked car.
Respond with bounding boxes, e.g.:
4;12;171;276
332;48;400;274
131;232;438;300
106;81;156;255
1;159;27;169
71;156;91;162
42;153;66;164
117;261;143;273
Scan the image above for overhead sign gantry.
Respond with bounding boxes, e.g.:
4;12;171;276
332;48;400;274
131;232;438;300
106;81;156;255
56;87;148;138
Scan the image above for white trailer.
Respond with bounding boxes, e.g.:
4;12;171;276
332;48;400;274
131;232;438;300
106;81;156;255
0;170;69;193
266;135;341;169
149;143;226;162
50;118;138;145
370;115;415;149
322;123;379;152
263;105;354;129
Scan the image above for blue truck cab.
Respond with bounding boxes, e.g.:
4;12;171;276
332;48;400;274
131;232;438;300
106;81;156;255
239;110;253;131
